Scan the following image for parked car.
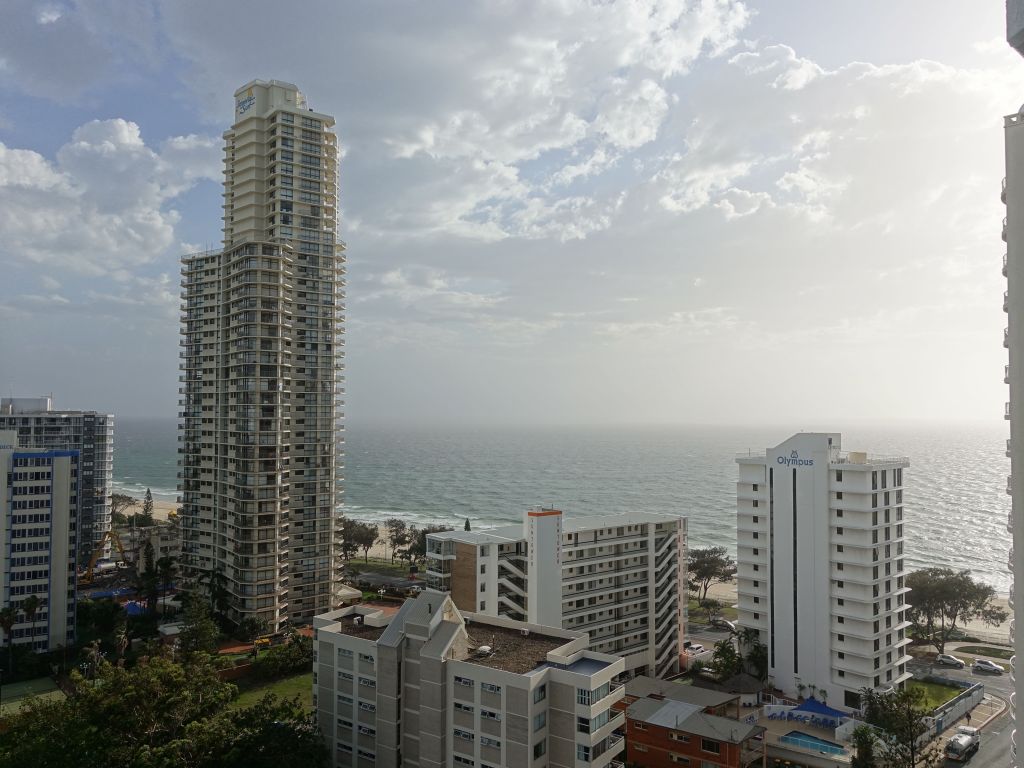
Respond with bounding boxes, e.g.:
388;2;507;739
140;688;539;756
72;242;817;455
935;653;966;668
687;644;706;655
972;659;1005;674
710;618;737;632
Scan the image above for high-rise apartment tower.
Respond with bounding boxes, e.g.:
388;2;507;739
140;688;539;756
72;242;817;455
0;396;113;568
179;80;345;629
1005;5;1024;763
735;433;911;709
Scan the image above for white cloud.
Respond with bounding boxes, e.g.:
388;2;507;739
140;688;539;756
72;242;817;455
0;119;219;277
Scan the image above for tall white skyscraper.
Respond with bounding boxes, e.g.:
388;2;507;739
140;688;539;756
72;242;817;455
735;433;911;709
179;80;345;629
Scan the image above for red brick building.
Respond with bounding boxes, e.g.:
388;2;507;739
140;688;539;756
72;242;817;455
625;697;766;768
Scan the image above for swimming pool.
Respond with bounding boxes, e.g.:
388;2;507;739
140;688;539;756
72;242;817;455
780;731;848;756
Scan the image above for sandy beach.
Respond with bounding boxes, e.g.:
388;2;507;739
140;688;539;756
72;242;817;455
150;499;180;521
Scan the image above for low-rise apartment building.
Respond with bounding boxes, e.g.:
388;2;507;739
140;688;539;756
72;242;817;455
735;433;912;708
0;430;79;652
313;591;628;768
425;508;685;678
624;697;765;768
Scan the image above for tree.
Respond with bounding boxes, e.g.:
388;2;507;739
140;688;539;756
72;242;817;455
0;654;328;768
464;518;471;531
851;724;878;768
0;606;16;674
198;568;231;618
156;556;178;612
236;616;269;643
338;518;362;561
382;518;407;563
906;568;1008;653
143;488;155;519
709;638;743;680
687;546;737;604
860;685;936;768
744;637;768;681
179;597;221;655
347;521;380;562
110;493;138;526
136;541;159;615
701;598;723;624
115;621;130;661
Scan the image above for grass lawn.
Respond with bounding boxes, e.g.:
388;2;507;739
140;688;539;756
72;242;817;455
230;671;313;711
957;645;1015;660
907;679;962;711
687;598;738;622
0;677;64;716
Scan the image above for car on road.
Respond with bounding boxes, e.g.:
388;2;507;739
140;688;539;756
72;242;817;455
710;618;736;632
972;659;1005;674
935;653;966;668
945;726;980;762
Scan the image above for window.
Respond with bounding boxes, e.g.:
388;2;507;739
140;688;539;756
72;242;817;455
838;634;845;642
671;757;690;766
752;515;759;523
837;563;844;571
454;728;474;741
479;601;486;611
481;682;501;694
836;509;843;518
836;492;843;500
837;598;844;606
752;532;758;540
454;702;474;713
481;709;501;721
533;741;546;759
577;744;591;762
359;653;374;664
752;500;759;508
480;563;486;574
837;651;845;659
480;583;486;592
359;701;376;712
480;736;501;748
838;670;845;678
836;470;843;481
534;712;547;732
359;677;376;688
454;756;475;766
836;527;844;535
533;684;546;703
701;739;721;755
752;548;759;556
837;580;844;588
836;545;844;553
837;616;844;624
480;545;489;557
455;676;474;687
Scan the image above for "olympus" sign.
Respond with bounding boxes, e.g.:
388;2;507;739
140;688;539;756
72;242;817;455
777;450;814;467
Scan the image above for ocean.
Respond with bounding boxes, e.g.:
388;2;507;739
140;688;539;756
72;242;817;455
113;418;1012;593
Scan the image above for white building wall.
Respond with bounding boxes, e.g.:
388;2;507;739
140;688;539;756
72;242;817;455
737;433;910;708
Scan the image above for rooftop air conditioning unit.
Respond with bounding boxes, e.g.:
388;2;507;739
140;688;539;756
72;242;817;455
521;629;530;637
476;645;492;655
354;616;363;625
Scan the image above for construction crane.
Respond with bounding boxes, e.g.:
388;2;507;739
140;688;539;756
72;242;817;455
79;530;129;585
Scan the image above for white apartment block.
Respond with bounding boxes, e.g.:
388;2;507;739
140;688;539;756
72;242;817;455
179;80;345;629
735;433;912;709
313;591;627;768
0;397;113;567
425;508;685;679
0;431;78;652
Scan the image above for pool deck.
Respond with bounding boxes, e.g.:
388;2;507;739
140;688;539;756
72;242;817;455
759;714;852;765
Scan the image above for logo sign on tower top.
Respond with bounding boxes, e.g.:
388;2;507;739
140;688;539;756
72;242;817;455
236;87;256;116
777;449;814;467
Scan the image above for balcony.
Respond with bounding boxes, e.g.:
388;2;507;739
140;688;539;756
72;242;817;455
1005;216;1010;242
1006;291;1011;313
1008;402;1013;421
1008;365;1012;385
1006;253;1010;277
1004;177;1009;204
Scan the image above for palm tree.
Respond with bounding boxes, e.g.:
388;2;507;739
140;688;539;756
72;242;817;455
115;622;130;662
0;607;16;675
198;568;230;619
156;556;177;612
21;595;41;649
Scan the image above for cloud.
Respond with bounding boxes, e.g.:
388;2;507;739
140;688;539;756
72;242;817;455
0;119;220;277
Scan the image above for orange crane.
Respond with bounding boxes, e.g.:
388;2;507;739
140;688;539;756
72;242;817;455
79;530;129;585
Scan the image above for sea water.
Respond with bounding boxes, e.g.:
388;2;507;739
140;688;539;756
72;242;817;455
114;419;1011;592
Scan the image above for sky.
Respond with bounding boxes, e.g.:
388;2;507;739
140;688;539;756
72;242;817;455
0;0;1022;426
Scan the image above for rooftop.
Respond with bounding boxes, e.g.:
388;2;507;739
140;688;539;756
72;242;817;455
627;698;764;743
456;623;570;675
625;676;738;708
327;601;401;641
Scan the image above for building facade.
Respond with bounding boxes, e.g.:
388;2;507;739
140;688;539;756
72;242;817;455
0;431;78;652
735;433;911;708
0;396;113;567
1004;91;1024;768
624;697;765;768
313;591;628;768
425;508;685;679
179;80;345;629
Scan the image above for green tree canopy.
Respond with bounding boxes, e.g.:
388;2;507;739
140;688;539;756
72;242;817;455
860;686;936;768
906;568;1008;653
0;654;327;768
178;598;220;655
687;546;737;604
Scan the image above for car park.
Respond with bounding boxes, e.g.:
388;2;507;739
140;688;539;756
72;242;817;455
935;653;965;668
972;658;1005;674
